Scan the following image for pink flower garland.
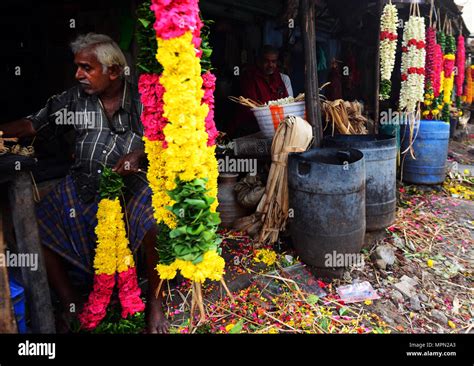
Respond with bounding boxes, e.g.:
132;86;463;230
455;35;465;96
444;56;455;79
151;0;203;56
78;273;115;330
202;71;218;146
117;267;146;318
433;44;443;97
425;27;436;88
138;73;168;146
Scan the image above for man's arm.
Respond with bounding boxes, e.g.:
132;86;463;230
1;118;36;138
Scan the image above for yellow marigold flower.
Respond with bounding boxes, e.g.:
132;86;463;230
427;259;434;268
254;249;277;266
156;263;178;280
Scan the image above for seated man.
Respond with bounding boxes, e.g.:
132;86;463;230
229;45;293;137
1;33;168;333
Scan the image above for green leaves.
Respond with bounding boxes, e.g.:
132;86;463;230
306;294;319;305
156;178;222;265
228;319;244;334
98;167;124;199
136;1;163;75
135;2;215;75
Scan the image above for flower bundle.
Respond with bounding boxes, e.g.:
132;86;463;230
379;2;398;101
441;35;456;122
422;26;438;119
455;34;465;98
464;65;473;105
432;43;443;98
136;0;224;294
78;168;145;330
399;15;426;114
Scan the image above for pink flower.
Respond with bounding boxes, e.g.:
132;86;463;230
78;273;115;330
118;267;145;318
433;44;443;97
455;35;465;96
138;73;168;146
201;71;218;146
151;0;201;41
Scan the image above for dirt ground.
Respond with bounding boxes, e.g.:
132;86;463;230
160;138;473;334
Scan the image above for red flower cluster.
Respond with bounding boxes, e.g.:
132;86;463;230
117;267;146;318
407;39;425;49
433;44;443;97
201;71;218;146
444;57;455;79
408;67;425;75
138;73;168;146
425;27;436;88
380;31;397;41
78;273;115;330
455;35;465;96
151;0;203;56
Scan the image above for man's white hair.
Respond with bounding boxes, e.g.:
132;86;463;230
70;33;127;74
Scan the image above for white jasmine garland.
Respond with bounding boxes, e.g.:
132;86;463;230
379;4;398;81
399;16;426;114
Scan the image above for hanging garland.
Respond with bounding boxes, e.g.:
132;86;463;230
464;65;473;105
399;14;426;114
78;168;145;330
455;34;465;103
136;0;230;327
423;26;438;119
441;34;456;122
379;1;398;101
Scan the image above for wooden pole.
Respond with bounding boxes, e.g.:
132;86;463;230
301;0;323;147
8;172;55;333
374;0;383;135
0;207;17;333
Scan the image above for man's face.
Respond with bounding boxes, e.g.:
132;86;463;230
74;48;117;95
261;52;279;75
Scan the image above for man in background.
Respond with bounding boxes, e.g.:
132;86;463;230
229;45;293;137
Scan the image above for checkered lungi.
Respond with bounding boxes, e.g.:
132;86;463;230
36;175;156;277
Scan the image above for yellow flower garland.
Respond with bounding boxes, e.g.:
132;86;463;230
144;139;177;228
94;198;135;275
156;251;225;283
149;31;223;282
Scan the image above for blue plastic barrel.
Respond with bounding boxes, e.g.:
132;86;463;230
400;120;449;185
9;278;27;333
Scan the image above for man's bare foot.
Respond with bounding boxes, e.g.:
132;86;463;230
146;295;170;334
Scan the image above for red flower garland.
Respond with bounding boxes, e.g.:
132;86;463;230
138;73;168;146
202;71;218;146
425;27;436;88
455;35;465;96
78;273;115;329
117;267;146;318
433;44;443;97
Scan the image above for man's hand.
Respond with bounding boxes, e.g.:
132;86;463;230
112;149;145;176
